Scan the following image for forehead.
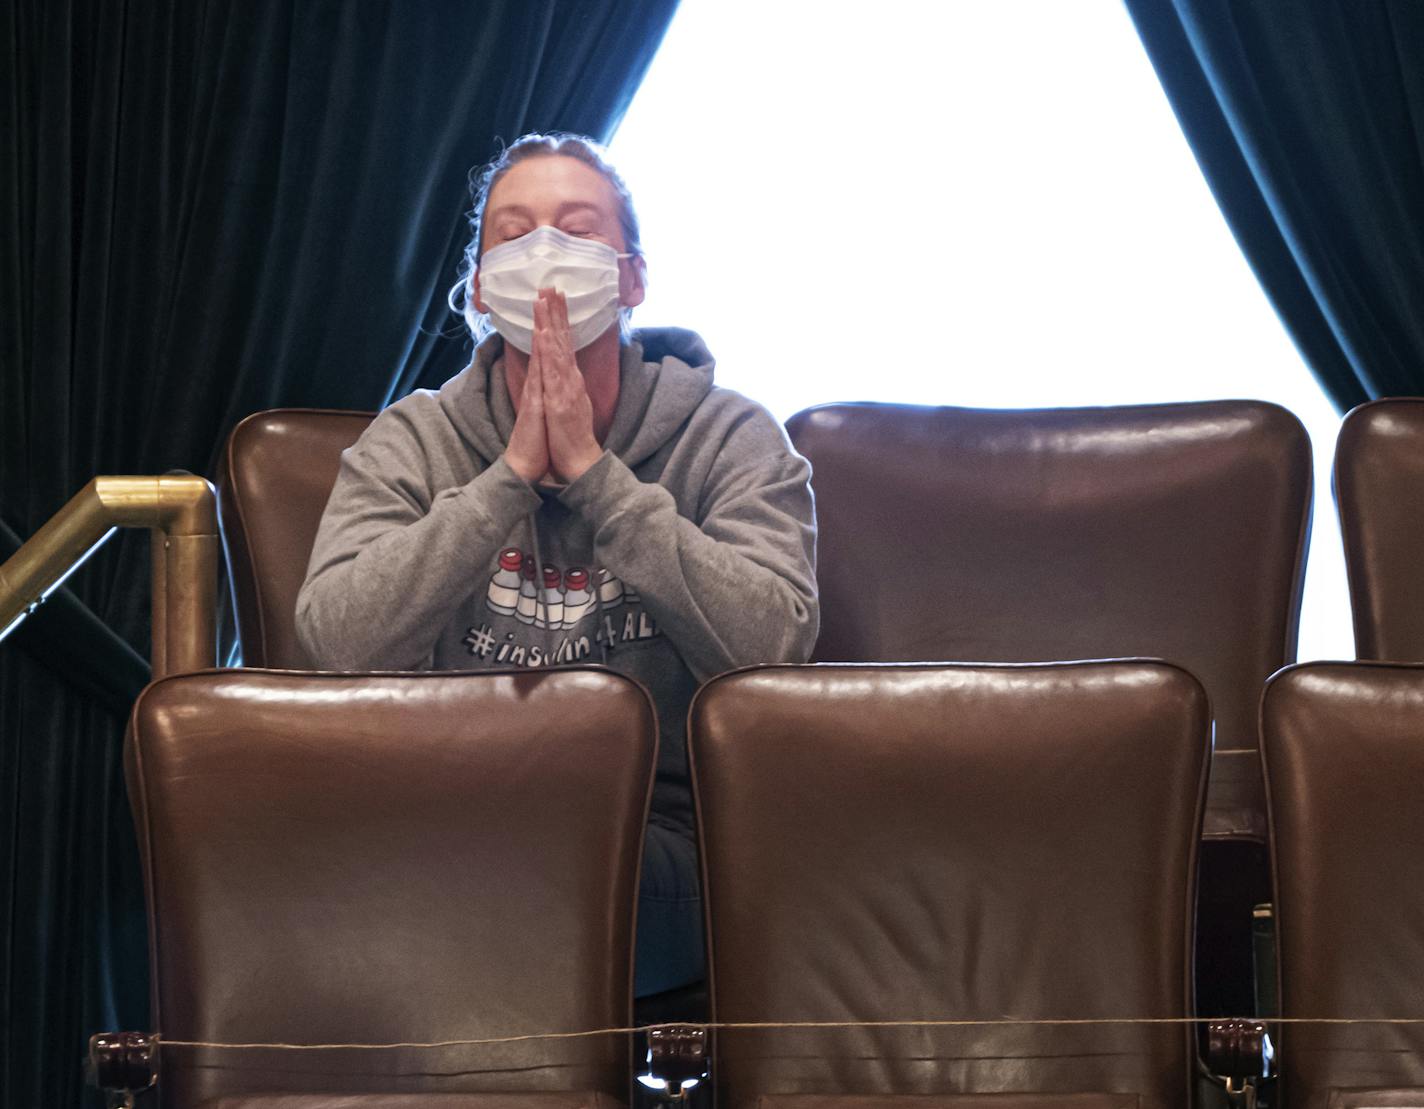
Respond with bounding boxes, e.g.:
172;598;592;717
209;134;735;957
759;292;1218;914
486;154;618;217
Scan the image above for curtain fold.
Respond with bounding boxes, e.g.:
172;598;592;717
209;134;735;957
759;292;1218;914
1124;0;1424;410
0;2;678;1104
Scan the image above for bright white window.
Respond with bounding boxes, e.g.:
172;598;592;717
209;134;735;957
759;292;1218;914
609;0;1352;661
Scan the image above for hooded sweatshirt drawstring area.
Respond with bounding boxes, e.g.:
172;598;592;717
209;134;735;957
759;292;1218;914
527;505;609;668
296;327;820;839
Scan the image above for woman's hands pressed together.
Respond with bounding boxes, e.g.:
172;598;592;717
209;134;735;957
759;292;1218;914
505;288;605;485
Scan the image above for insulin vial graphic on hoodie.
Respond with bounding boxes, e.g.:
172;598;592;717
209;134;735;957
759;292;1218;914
477;549;644;666
295;327;820;838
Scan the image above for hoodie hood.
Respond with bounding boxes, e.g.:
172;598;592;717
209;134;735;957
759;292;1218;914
439;327;716;471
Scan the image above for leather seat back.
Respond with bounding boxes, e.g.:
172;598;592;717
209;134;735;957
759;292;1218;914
218;409;374;667
690;660;1209;1109
1262;662;1424;1109
126;668;655;1106
787;401;1310;839
1333;399;1424;660
200;1097;624;1109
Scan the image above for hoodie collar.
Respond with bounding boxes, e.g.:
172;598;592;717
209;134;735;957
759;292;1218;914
438;327;717;470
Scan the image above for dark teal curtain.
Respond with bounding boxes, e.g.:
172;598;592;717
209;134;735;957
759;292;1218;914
0;2;678;1104
1124;0;1424;410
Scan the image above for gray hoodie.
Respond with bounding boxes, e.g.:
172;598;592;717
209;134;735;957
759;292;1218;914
296;327;819;835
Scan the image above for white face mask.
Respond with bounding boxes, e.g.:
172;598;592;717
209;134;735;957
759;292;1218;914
475;225;630;354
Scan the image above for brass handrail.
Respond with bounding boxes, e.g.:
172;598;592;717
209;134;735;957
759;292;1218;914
0;476;218;679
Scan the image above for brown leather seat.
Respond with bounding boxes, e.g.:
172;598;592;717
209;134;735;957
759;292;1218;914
199;1098;623;1109
786;401;1310;841
690;660;1210;1109
1262;662;1424;1109
1333;399;1424;661
218;409;375;667
126;668;655;1108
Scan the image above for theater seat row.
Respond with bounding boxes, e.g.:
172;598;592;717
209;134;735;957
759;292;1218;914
219;396;1424;832
217;395;1423;1023
113;658;1424;1109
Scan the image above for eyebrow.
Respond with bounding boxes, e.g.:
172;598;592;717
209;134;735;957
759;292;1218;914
486;200;609;222
554;201;608;219
485;203;534;223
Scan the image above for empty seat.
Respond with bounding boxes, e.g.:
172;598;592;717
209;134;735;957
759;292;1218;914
786;401;1309;840
218;409;375;667
1333;398;1424;661
691;660;1209;1109
1262;662;1424;1109
125;668;655;1107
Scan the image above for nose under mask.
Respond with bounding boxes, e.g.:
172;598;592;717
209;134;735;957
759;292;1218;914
475;225;629;353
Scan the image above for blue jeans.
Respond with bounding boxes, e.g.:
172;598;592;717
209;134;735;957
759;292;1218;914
635;823;704;997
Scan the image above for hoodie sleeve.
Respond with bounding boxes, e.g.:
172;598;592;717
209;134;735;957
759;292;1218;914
559;404;819;683
295;407;541;670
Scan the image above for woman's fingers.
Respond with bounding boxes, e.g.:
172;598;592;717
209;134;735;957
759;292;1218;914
528;299;547;408
528;350;544;414
538;288;575;395
531;288;599;482
553;288;571;343
506;331;548;483
557;292;575;365
533;290;554;383
532;291;549;361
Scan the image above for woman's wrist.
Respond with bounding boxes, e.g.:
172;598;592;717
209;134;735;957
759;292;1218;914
557;443;605;483
505;448;547;485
